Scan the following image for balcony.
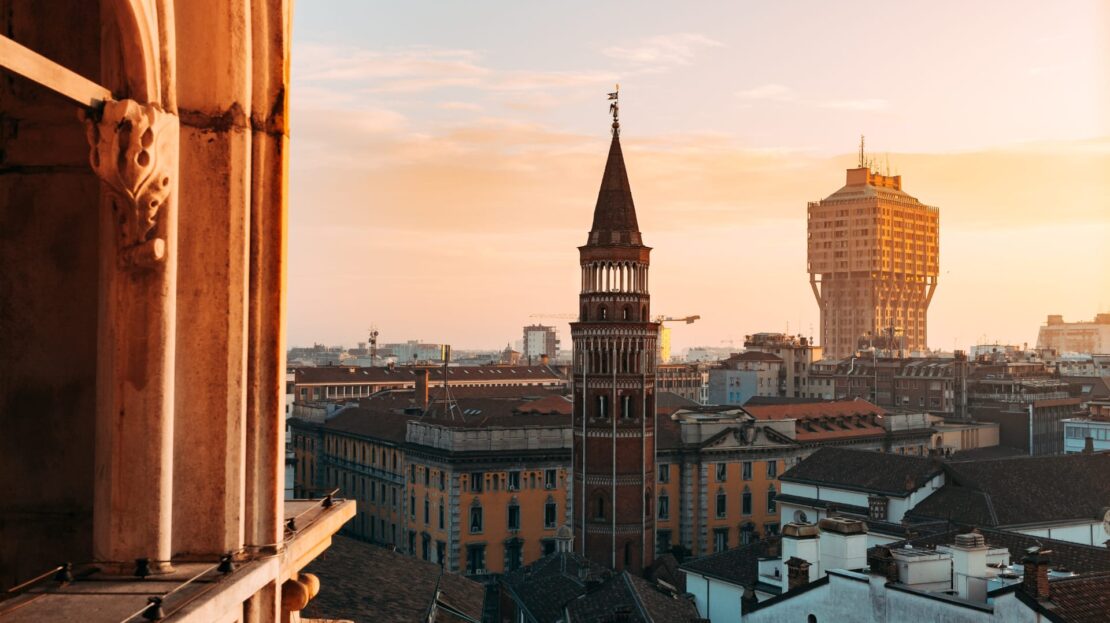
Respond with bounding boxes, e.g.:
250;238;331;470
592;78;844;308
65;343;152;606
0;497;355;622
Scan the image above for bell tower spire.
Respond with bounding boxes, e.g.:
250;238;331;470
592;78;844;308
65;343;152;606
571;91;658;574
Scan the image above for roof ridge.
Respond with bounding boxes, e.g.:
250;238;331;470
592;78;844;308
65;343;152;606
621;572;653;623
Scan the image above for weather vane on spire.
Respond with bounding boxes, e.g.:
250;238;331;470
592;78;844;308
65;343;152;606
608;84;620;136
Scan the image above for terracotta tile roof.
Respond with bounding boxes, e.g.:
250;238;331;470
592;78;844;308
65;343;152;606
655;410;684;451
301;536;485;623
657;392;701;409
1045;571;1110;623
912;452;1110;526
743;398;886;421
564;571;701;622
500;552;611;623
680;538;779;589
779;447;943;496
726;351;784;363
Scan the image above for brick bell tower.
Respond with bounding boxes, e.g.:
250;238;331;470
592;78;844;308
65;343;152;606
571;90;657;573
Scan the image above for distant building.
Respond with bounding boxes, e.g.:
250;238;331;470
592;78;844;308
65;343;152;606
808;353;969;416
290;388;573;577
808;154;940;359
657;363;708;404
1037;313;1110;354
744;333;828;399
522;324;559;363
381;340;447;363
707;352;783;405
659;324;672;363
1063;416;1110;453
291;364;565;402
967;362;1083;455
654;400;935;560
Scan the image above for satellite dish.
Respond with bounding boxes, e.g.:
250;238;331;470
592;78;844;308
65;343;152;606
1102;509;1110;536
795;510;808;524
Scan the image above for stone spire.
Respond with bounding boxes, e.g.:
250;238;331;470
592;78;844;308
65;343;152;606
587;110;642;247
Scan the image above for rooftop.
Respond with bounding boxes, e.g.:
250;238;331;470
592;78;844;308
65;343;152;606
302;536;484;623
779;447;943;496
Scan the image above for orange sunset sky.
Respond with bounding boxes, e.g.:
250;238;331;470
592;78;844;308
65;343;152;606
287;1;1109;353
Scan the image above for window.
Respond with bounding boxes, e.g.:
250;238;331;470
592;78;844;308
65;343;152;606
658;464;670;484
436;541;446;567
421;533;430;561
470;472;484;493
767;485;777;513
716;463;727;481
508;470;521;490
595;495;606;521
466;544;486;575
716;489;727;518
391;487;398;509
742;461;752;480
544;469;557;489
505;539;523;571
544;499;557;528
408;530;416;555
438;501;445;529
621;394;632;418
508;502;521;531
658;493;670;520
657;530;672;555
742;488;752;515
714;528;729;553
600;306;608;320
597;395;608;419
424;468;430;486
764;522;780;537
410;464;416;480
410;493;416;519
543;539;557;556
470;504;483;533
439;471;446;490
740;522;756;545
766;460;778;479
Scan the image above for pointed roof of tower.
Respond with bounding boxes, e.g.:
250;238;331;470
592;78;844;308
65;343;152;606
587;129;643;247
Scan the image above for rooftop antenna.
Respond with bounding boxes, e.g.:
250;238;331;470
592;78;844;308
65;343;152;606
884;153;891;176
368;326;379;367
608;84;620;137
858;134;865;168
439;345;463;420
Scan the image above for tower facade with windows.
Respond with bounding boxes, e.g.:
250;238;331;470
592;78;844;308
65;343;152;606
808;147;940;360
570;110;658;573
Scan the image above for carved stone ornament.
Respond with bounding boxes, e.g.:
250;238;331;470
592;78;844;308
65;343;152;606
83;100;178;270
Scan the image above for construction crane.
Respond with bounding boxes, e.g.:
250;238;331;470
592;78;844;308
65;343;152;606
656;315;700;325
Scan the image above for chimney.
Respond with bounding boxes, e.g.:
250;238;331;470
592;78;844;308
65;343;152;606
949;531;989;601
415;368;429;409
1083;436;1094;454
780;523;820;585
540;353;550;366
818;517;868;572
1021;550;1052;600
786;557;812;591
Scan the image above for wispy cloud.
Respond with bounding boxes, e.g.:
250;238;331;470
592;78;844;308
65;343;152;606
818;98;889;111
439;101;483;112
602;33;723;67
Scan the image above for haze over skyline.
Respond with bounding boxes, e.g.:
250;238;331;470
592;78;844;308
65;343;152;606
288;1;1109;352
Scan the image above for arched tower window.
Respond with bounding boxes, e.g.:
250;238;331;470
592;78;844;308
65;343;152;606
624;541;632;566
582;304;588;321
600;306;608;321
622;306;631;320
621;394;632;418
594;494;606;521
641;305;647;321
597;395;609;419
645;488;652;517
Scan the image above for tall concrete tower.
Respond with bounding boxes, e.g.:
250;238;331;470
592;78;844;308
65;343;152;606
808;146;939;360
570;98;657;573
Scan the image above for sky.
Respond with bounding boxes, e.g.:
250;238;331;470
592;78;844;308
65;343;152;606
287;1;1109;353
